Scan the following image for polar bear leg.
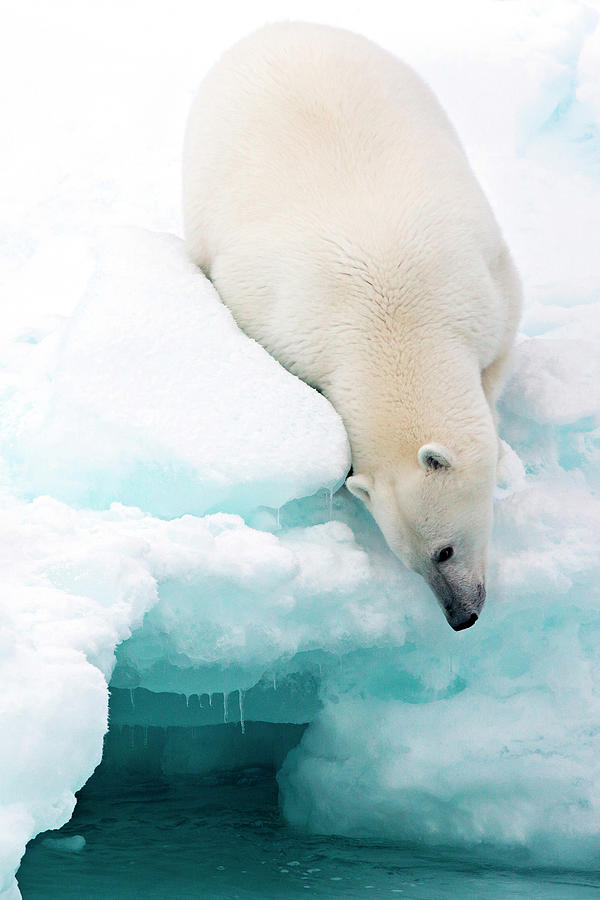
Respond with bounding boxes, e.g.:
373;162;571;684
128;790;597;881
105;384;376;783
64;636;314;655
481;353;512;419
481;351;514;479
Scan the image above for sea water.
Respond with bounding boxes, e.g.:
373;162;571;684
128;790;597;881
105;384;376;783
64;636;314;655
17;725;600;900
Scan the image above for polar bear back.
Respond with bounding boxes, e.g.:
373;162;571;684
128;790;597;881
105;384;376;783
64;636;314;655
185;23;493;252
183;22;520;404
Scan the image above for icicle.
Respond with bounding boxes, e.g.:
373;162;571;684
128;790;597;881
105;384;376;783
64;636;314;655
239;689;245;735
185;693;190;709
143;726;148;748
209;693;213;708
449;655;457;678
129;688;135;709
273;673;277;691
223;692;229;724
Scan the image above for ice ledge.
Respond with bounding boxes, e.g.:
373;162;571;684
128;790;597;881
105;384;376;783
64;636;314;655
3;228;350;517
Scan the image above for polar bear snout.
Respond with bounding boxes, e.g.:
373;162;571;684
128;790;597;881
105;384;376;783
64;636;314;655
429;571;486;631
444;597;484;631
445;590;485;631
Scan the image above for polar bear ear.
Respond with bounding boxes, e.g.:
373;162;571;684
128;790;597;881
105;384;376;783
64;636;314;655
418;443;454;472
346;473;372;503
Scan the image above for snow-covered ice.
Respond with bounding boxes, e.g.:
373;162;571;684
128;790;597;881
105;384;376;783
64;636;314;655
2;1;600;898
3;228;349;515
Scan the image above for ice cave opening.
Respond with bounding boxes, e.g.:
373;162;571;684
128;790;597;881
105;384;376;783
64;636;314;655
17;681;600;900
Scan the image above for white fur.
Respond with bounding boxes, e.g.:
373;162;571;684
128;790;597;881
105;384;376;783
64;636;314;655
183;22;522;628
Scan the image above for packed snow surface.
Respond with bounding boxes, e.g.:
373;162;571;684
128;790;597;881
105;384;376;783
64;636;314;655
2;1;600;898
5;228;349;515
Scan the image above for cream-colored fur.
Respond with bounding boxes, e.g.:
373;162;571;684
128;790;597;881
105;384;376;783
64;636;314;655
183;22;522;629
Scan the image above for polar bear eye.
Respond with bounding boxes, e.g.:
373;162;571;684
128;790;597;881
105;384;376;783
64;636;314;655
436;546;454;563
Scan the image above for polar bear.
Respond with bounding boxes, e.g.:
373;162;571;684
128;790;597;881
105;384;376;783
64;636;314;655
183;22;522;630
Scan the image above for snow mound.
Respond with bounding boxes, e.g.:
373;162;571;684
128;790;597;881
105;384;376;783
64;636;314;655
3;229;349;517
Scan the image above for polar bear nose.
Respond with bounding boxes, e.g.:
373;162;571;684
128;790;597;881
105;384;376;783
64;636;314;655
451;612;478;631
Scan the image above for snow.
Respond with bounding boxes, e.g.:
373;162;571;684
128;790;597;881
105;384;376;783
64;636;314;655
2;1;600;897
4;228;349;515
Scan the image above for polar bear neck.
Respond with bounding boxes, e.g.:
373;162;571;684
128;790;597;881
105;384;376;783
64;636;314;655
304;226;500;475
325;340;496;475
311;274;496;473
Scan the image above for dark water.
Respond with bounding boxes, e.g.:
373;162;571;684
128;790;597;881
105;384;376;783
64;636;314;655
18;763;600;899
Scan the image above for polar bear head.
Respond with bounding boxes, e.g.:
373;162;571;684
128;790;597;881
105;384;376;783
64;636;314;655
346;441;495;630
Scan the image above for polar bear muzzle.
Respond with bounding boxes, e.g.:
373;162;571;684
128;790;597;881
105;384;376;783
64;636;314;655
428;569;486;631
